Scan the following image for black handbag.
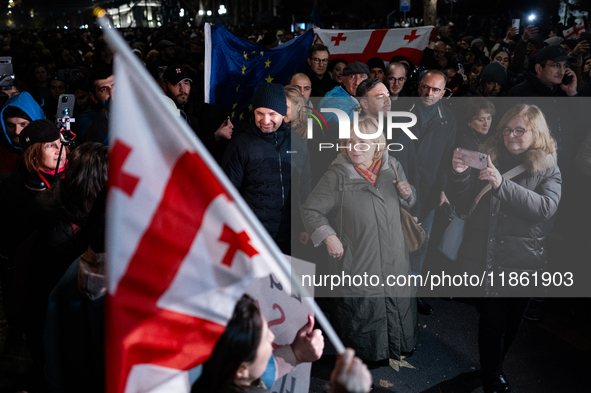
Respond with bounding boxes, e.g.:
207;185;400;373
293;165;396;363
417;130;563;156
438;164;527;261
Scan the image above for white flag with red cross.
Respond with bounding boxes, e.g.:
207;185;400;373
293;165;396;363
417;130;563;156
314;27;433;66
563;21;586;40
105;37;283;393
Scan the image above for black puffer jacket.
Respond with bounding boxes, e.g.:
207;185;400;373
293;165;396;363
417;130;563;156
448;136;561;296
222;116;311;250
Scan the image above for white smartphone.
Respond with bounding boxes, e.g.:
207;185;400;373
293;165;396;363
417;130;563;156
512;19;520;30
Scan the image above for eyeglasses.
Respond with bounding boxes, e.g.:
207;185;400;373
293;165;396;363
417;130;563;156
310;57;329;64
502;127;528;137
388;76;407;84
547;61;570;70
419;83;443;94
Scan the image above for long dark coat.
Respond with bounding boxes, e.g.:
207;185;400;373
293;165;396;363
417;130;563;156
301;153;419;361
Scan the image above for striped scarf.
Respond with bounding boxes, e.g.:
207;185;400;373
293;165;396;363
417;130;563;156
353;159;382;186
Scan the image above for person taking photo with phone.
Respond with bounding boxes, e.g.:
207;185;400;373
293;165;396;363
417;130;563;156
448;104;561;393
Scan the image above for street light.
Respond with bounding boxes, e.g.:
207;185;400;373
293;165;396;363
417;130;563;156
198;10;204;16
206;10;212;16
219;5;227;15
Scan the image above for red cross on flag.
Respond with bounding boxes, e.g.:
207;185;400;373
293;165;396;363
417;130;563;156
314;26;433;66
563;21;586;40
103;20;288;393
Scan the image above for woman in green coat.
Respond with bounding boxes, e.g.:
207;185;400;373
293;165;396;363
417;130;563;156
301;116;419;362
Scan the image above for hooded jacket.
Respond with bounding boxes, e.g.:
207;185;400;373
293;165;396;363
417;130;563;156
0;92;45;173
1;92;45;151
447;135;561;297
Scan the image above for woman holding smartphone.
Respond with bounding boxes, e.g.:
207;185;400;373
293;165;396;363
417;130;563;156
448;104;561;393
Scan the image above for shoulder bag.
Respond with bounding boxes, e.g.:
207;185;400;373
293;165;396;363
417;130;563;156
391;157;425;252
438;164;527;261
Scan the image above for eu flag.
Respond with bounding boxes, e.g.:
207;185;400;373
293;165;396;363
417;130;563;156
205;24;314;128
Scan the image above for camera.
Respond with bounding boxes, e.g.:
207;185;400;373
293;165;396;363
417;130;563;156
60;129;76;146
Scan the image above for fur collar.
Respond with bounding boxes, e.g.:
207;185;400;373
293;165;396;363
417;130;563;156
479;135;557;174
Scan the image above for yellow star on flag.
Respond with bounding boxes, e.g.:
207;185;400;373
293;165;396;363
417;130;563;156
241;65;246;74
260;51;264;56
251;51;256;54
248;104;253;111
231;111;235;118
265;75;274;83
265;59;271;68
243;51;248;60
236;84;240;92
232;103;237;109
239;112;244;120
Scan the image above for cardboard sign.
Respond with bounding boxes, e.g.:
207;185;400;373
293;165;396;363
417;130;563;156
247;256;316;393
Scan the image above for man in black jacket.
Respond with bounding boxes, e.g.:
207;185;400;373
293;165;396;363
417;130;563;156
408;70;457;315
506;44;583;322
222;83;311;254
305;44;338;97
161;64;232;163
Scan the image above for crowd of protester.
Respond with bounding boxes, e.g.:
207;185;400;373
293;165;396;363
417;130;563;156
0;13;590;393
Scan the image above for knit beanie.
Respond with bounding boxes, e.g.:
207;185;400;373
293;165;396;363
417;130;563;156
366;57;385;73
471;38;485;48
252;83;287;116
480;61;507;86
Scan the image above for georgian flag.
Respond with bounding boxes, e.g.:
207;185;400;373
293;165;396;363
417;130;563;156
314;27;433;66
105;29;281;393
563;21;586;40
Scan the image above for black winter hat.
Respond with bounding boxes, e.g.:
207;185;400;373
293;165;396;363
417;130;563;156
251;83;287;116
480;61;507;86
366;57;385;73
20;119;60;150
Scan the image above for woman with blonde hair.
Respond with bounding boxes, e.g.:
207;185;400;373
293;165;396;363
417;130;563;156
301;116;419;363
449;104;561;393
284;85;307;138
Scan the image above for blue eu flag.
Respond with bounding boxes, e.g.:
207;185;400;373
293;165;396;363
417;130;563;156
206;25;314;128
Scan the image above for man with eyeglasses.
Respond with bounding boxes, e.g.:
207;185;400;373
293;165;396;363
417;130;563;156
408;70;457;315
506;45;579;178
357;78;420;220
507;45;577;97
305;44;338;97
386;62;408;99
506;45;583;322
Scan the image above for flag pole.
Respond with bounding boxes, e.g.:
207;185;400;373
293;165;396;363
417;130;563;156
94;9;345;355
